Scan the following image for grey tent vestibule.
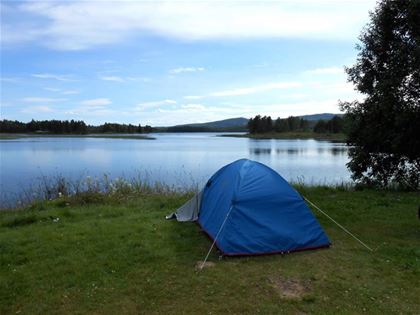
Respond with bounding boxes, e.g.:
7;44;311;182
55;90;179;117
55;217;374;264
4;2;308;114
166;190;203;221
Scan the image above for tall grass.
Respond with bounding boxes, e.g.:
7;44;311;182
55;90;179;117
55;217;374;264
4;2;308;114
2;171;416;211
1;174;199;210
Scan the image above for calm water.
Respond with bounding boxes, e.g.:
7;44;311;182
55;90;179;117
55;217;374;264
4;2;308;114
0;133;350;206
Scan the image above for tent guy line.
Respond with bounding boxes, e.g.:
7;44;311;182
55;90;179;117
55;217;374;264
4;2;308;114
168;159;330;256
303;196;373;252
198;193;374;272
199;205;234;271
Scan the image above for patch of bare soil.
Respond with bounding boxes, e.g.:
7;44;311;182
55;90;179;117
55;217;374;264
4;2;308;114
195;261;216;270
269;277;311;299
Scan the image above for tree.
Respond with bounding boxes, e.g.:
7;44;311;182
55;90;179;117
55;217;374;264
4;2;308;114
248;115;273;134
286;116;300;131
274;118;289;132
313;120;327;133
341;0;420;188
260;116;273;133
314;116;345;134
328;116;344;133
248;115;260;134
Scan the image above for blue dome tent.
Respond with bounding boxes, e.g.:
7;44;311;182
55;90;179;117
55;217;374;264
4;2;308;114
167;159;330;256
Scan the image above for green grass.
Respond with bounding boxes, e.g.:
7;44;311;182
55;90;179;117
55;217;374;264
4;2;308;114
221;132;347;141
0;133;155;140
1;188;419;314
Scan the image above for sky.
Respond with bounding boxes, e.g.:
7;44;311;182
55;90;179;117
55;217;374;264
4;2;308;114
0;0;377;126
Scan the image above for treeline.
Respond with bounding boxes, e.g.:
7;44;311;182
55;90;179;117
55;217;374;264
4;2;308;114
248;115;310;134
313;116;345;134
0;119;153;134
0;119;88;134
248;115;345;134
90;123;153;133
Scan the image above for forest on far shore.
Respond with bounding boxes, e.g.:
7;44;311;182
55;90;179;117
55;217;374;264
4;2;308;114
0;119;153;134
0;115;345;135
248;115;346;134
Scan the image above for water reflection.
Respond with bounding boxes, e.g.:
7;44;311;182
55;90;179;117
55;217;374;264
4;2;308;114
330;147;347;156
0;133;351;206
276;148;307;155
249;148;272;155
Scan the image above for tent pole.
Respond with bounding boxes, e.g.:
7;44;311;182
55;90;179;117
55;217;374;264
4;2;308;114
303;196;373;252
199;205;234;271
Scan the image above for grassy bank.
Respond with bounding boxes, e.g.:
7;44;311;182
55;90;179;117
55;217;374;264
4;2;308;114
0;133;155;140
1;187;419;314
221;132;347;141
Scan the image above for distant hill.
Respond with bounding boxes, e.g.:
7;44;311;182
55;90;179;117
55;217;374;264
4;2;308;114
165;117;248;132
185;117;248;128
161;114;342;132
298;113;343;121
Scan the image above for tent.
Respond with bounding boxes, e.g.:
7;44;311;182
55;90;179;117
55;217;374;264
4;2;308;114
167;159;330;256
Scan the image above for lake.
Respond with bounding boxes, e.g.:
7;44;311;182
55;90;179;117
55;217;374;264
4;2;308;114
0;133;350;207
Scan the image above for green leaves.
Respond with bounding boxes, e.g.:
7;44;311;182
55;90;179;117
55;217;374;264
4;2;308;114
344;0;420;189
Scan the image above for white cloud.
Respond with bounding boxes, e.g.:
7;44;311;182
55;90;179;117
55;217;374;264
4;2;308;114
21;105;54;113
65;107;120;117
32;73;76;81
170;67;205;74
212;82;301;97
309;81;358;96
243;100;343;117
62;90;80;95
135;99;177;110
126;76;150;82
171;99;341;121
43;87;61;92
305;67;344;75
2;1;376;50
145;104;243;125
185;81;301;99
43;87;80;95
100;76;124;82
22;97;67;103
99;75;150;83
183;95;203;100
180;104;206;110
80;98;112;106
0;77;20;83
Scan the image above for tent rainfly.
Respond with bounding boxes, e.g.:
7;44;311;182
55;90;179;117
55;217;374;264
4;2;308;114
166;159;330;256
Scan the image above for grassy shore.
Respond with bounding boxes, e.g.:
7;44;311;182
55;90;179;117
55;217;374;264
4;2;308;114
0;133;155;140
1;187;419;314
221;132;347;141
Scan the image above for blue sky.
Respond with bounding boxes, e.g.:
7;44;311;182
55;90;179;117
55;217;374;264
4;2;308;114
1;0;376;126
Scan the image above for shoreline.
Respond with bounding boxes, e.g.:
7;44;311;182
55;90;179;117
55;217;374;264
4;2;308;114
0;132;347;142
220;132;347;141
0;133;155;140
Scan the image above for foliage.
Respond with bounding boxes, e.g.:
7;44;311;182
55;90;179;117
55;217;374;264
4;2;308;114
341;0;420;189
248;114;346;135
313;116;345;134
248;115;309;134
0;119;88;134
222;131;347;141
0;119;154;134
96;122;142;133
1;188;419;314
